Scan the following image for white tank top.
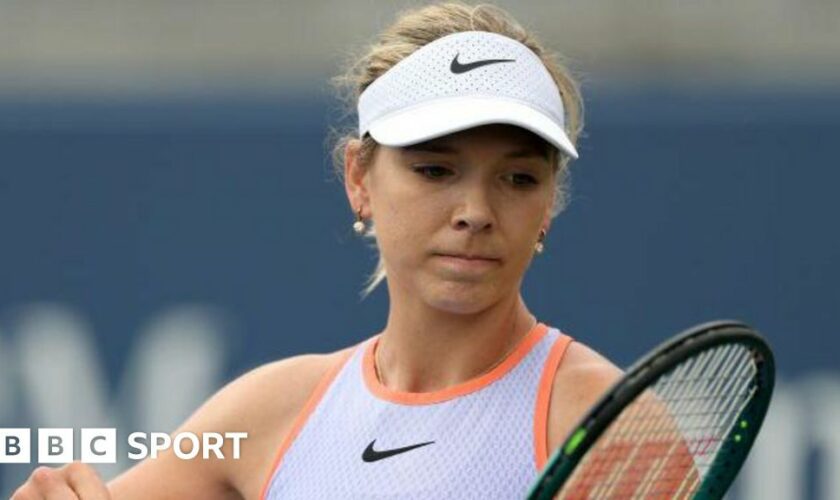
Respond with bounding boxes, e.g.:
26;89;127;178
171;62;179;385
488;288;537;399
261;323;572;499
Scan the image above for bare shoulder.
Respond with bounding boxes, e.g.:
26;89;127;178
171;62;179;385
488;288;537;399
224;349;353;498
109;347;353;500
223;349;351;435
552;341;623;402
546;340;624;455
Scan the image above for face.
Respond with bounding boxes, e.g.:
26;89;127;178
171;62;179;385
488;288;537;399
345;124;556;315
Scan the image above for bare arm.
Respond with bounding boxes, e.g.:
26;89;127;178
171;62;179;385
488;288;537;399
12;351;345;500
546;341;624;455
109;351;344;500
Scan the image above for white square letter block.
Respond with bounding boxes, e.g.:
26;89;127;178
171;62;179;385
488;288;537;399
39;428;74;464
81;428;116;464
0;428;31;463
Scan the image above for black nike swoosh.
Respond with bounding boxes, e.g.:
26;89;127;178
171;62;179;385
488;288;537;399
362;439;435;463
450;53;515;74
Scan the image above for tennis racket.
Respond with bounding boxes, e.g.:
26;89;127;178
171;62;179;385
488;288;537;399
526;320;775;499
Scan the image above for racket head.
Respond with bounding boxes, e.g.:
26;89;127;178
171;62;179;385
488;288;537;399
527;320;775;500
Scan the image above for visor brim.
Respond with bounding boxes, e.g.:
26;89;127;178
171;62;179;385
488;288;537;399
367;97;578;160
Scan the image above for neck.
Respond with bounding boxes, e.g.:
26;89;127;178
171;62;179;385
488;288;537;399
374;287;537;393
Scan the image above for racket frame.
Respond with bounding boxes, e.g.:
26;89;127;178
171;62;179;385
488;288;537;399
527;320;775;500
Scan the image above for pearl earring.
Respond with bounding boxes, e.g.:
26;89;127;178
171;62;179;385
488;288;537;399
353;207;366;235
535;229;546;254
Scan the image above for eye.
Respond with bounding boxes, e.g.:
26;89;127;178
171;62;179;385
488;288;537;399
413;165;454;180
506;172;539;187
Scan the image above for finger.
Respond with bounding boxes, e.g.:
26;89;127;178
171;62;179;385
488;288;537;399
11;482;43;500
61;462;110;500
28;466;78;500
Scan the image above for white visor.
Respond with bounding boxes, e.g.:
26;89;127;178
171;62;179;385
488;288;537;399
358;31;578;159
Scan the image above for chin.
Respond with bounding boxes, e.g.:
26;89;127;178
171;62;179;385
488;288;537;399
422;280;500;315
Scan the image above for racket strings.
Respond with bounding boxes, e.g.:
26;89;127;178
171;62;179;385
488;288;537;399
557;343;758;499
638;346;757;496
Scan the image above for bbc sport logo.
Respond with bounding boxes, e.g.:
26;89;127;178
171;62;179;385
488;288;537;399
0;429;247;464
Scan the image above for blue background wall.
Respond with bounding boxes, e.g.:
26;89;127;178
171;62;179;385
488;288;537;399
1;89;838;498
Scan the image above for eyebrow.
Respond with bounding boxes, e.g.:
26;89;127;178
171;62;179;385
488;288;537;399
402;142;549;159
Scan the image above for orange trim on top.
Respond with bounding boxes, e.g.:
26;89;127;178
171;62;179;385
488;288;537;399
259;347;356;500
534;333;573;471
362;322;549;405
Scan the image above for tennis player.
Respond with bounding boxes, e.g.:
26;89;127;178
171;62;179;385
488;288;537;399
12;3;622;499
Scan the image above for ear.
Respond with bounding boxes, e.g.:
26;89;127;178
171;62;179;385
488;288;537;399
540;186;556;235
540;215;552;237
344;139;372;218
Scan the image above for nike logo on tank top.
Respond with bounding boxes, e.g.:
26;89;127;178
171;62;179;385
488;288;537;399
261;323;572;499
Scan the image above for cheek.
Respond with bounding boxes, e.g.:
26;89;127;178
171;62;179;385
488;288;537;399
371;187;444;262
506;199;547;242
500;206;548;274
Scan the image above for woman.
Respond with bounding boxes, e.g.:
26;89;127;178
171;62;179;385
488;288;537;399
12;3;621;499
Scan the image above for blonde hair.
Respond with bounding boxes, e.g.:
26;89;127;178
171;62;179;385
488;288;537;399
330;2;584;298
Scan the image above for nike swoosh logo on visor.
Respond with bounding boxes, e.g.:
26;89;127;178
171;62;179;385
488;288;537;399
450;53;516;74
362;439;435;463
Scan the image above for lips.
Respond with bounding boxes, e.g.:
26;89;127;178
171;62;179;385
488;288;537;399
432;252;503;276
434;252;500;262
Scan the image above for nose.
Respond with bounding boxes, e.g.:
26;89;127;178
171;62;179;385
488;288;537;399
451;184;495;233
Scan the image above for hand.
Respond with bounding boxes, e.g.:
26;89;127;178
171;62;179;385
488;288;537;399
12;462;111;500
